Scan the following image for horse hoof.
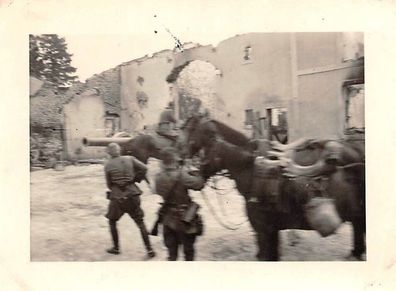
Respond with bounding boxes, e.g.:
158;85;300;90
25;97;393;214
345;252;363;261
256;253;267;261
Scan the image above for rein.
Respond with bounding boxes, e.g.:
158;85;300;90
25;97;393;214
200;173;248;231
201;186;248;231
198;140;252;230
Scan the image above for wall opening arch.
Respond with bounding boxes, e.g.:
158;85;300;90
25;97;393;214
166;60;227;121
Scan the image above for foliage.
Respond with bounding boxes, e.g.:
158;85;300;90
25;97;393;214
29;34;77;86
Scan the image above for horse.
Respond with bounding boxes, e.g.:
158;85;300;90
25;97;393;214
83;131;187;192
83;130;187;164
181;115;366;261
121;134;174;163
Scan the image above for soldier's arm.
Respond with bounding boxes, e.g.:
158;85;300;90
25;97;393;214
132;156;148;173
154;173;172;200
154;174;161;196
104;166;112;189
182;170;205;191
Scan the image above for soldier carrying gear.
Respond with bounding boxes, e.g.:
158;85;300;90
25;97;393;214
104;143;155;258
154;147;205;261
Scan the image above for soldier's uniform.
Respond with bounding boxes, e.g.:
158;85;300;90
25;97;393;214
157;103;177;138
155;151;205;261
105;155;154;256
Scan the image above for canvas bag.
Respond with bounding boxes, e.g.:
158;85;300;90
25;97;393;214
304;197;342;237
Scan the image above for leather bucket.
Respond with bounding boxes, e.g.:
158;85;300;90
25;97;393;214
305;197;342;237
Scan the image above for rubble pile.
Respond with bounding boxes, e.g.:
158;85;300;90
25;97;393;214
30;130;64;170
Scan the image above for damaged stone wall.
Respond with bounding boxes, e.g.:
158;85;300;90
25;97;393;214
120;50;175;133
30;81;68;168
120;33;294;134
30;128;64;168
63;88;108;160
85;67;121;115
30;66;123;164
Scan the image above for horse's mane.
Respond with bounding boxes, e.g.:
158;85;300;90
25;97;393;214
216;139;255;169
209;120;250;148
182;115;249;145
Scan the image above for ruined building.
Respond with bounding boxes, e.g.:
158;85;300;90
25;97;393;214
30;32;364;161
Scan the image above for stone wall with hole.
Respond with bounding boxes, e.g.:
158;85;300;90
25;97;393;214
119;33;363;140
119;33;294;135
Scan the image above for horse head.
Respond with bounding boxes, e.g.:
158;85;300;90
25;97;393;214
199;137;257;181
180;115;215;158
180;115;251;158
199;139;226;179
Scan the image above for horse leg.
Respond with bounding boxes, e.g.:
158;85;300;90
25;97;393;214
349;215;366;260
256;228;279;261
246;202;280;261
349;179;366;260
264;211;280;261
256;226;280;261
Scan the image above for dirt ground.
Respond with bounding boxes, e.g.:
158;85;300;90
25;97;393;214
30;162;359;261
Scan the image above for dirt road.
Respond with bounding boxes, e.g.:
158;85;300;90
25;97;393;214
30;163;356;261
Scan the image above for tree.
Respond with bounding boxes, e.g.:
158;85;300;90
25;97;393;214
29;34;78;86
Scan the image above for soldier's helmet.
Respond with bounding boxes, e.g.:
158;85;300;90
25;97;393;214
107;143;121;157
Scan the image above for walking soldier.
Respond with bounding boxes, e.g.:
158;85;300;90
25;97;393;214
104;143;155;258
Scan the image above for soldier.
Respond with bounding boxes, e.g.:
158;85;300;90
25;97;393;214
104;143;155;258
154;147;205;261
157;101;177;138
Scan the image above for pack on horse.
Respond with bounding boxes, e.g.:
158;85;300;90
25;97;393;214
181;115;366;261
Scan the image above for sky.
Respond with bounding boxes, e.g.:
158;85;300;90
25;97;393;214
22;0;272;81
62;8;256;82
56;1;266;81
64;29;238;82
17;0;394;82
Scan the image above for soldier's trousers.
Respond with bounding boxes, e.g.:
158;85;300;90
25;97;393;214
163;226;196;261
106;196;152;251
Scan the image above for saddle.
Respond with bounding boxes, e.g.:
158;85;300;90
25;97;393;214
250;156;331;214
250;157;283;207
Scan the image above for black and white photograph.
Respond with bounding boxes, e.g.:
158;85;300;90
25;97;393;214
2;0;396;290
29;32;365;262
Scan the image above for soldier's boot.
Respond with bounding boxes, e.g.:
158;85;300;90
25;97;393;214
107;220;120;255
183;236;196;261
167;248;178;261
184;253;194;261
138;222;156;258
106;247;120;255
